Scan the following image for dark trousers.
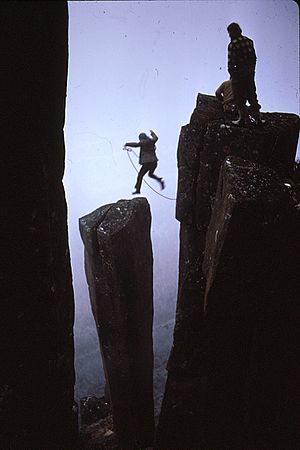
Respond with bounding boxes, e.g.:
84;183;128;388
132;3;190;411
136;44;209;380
135;162;161;191
232;72;261;112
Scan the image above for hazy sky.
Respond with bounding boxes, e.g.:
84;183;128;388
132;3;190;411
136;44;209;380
63;0;299;398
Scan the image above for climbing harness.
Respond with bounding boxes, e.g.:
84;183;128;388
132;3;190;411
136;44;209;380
123;146;176;201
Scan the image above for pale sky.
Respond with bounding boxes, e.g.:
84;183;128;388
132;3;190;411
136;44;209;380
63;0;299;398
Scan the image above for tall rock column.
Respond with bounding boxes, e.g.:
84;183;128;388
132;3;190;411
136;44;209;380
1;3;76;449
201;156;300;448
79;198;155;449
156;94;300;449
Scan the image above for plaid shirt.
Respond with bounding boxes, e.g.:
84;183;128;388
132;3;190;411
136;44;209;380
228;35;257;76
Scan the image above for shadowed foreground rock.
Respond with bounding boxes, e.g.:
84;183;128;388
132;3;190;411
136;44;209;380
202;156;300;448
78;396;119;450
79;198;154;449
1;3;76;449
156;94;300;449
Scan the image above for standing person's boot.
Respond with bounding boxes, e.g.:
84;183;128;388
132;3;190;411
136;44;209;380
232;107;246;126
252;110;265;126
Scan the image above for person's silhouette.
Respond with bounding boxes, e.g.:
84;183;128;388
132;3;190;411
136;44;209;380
227;22;263;126
125;130;165;194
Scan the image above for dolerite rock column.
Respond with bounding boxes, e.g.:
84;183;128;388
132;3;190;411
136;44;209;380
1;3;76;449
79;198;154;449
202;156;300;448
156;94;300;449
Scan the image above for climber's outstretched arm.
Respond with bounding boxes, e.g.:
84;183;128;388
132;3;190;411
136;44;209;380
125;141;141;147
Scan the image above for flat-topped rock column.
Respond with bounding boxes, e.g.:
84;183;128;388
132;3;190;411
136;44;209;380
79;198;154;449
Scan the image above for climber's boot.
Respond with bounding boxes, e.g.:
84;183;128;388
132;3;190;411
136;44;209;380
232;108;246;127
252;110;265;126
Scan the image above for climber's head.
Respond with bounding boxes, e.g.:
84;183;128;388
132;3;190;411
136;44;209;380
227;23;242;40
139;132;148;141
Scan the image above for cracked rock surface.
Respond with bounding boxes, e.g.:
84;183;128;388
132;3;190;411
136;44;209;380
156;94;300;449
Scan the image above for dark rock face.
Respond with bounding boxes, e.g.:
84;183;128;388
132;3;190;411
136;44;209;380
79;396;119;449
80;396;111;428
79;198;155;449
1;3;76;449
176;93;299;227
156;94;300;449
202;157;300;448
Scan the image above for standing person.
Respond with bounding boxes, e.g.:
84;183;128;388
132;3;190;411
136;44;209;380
227;22;262;126
125;130;165;195
215;78;236;113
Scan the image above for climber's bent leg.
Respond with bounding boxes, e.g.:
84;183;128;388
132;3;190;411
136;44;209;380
148;162;165;190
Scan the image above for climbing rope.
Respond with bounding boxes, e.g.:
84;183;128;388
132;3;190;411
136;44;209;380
123;146;176;201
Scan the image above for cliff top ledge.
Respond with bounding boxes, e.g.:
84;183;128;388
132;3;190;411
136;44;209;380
176;93;300;225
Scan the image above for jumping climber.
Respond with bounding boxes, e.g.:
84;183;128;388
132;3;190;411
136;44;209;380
125;130;165;195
